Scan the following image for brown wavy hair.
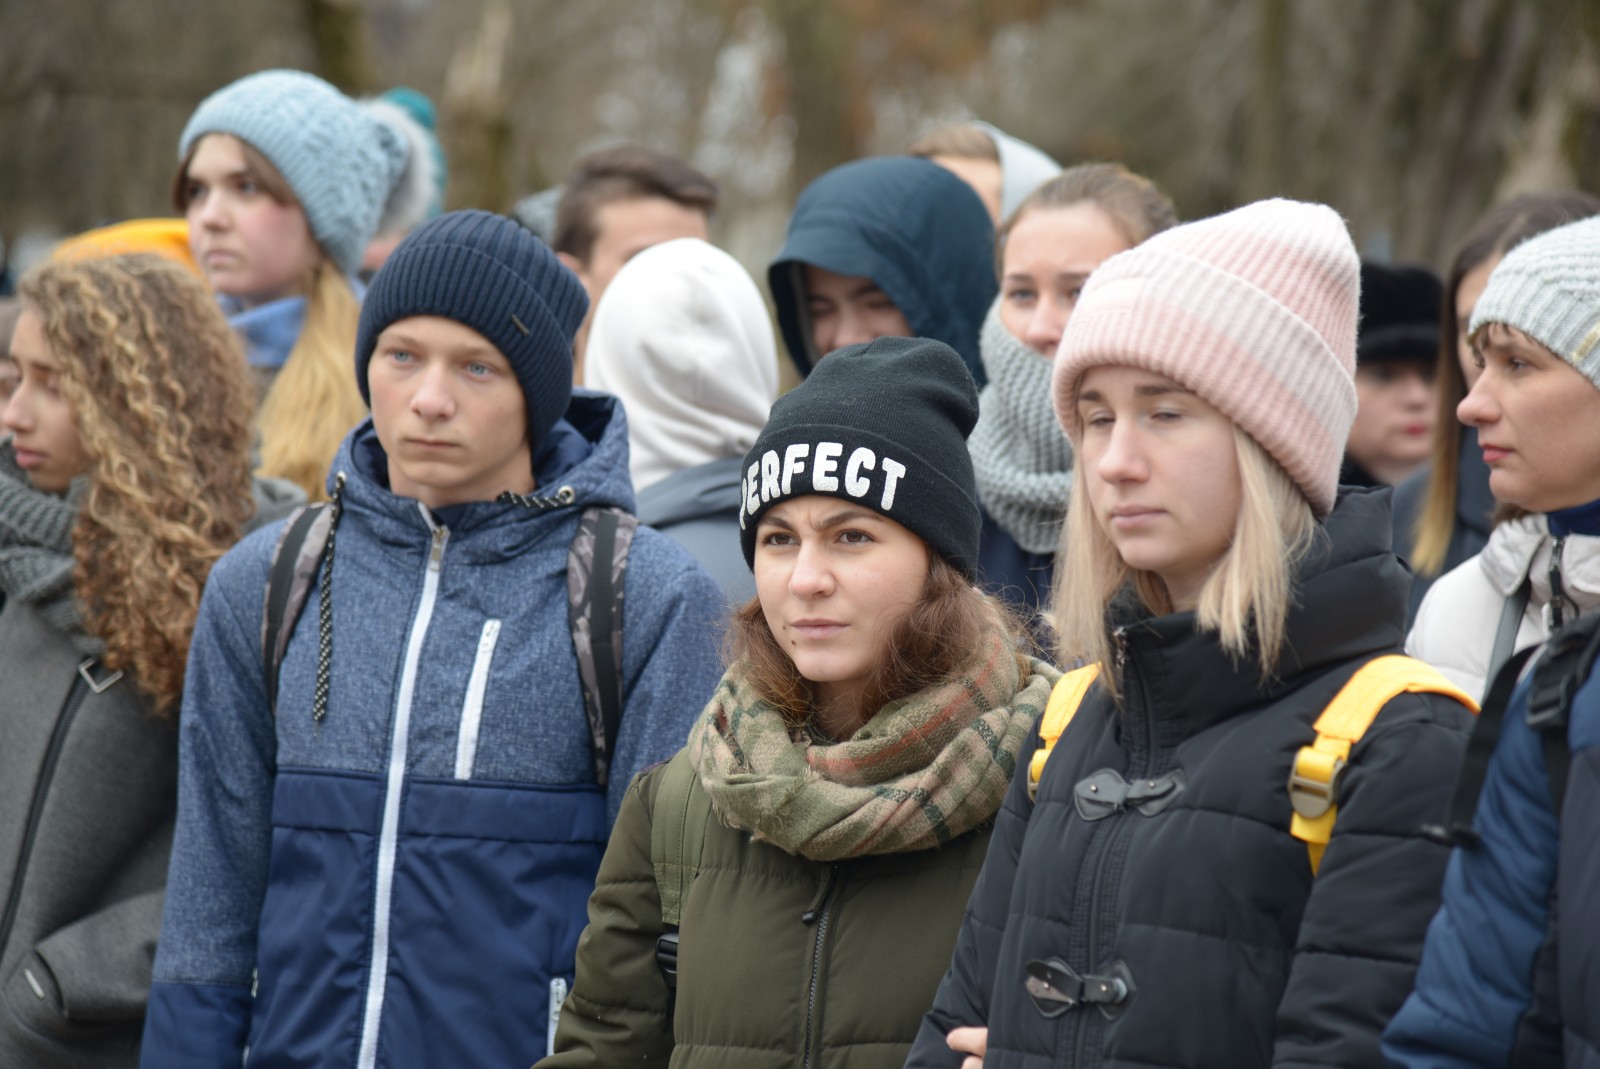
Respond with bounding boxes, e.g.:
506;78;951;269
19;254;256;715
727;555;1026;728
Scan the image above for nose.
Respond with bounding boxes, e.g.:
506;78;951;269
1456;370;1497;429
1094;419;1148;485
830;309;878;352
195;191;229;230
787;539;835;599
1023;297;1067;358
1400;369;1434;409
1;381;31;435
409;363;456;421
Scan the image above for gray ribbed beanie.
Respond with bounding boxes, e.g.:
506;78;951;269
1470;215;1600;385
180;70;409;275
356;210;589;450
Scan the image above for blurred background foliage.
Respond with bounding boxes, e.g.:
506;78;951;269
2;0;1598;271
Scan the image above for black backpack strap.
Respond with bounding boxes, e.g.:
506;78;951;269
567;506;638;786
1424;643;1540;847
1525;611;1600;818
261;503;332;715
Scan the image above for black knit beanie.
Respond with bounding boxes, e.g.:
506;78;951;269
738;335;982;575
355;209;589;449
1357;260;1442;364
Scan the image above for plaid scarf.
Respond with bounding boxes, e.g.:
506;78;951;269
688;626;1059;861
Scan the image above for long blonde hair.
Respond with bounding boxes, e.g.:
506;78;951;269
176;137;368;502
256;258;366;500
19;254;256;715
1052;423;1316;700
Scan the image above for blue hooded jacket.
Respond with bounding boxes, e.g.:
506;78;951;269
768;156;996;386
141;393;725;1069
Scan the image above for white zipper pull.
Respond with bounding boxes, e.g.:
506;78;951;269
547;976;568;1057
428;526;447;572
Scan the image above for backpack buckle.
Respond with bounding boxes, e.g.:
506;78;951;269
655;930;680;989
1287;749;1343;819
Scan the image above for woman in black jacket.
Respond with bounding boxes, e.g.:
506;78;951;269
909;200;1476;1069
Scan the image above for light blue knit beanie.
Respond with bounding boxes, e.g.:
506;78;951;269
179;69;409;275
1470;215;1600;387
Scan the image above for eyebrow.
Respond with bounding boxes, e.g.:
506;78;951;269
759;507;882;533
849;282;888;300
1078;382;1193;404
378;331;499;360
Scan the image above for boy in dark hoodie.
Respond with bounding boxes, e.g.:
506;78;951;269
768;155;996;386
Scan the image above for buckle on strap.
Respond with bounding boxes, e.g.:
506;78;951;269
655;930;680;989
1288;749;1344;819
77;658;124;695
1025;958;1135;1021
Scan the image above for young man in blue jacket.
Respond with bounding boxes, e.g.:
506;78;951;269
141;210;725;1069
768;155;996;385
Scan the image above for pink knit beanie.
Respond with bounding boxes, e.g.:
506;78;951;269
1052;198;1359;518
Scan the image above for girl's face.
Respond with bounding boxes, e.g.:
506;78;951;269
1458;325;1600;513
1453;256;1498;390
1346;359;1435;485
999;203;1133;358
183;134;321;307
754;495;930;726
2;309;90;495
1076;365;1242;611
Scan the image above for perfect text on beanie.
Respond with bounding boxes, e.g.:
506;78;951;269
355;210;589;449
1052;198;1360;519
179;69;410;276
738;336;982;575
1470;215;1600;390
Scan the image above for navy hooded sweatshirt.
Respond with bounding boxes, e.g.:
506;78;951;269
768;156;996;386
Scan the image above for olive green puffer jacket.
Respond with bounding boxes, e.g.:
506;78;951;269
537;751;995;1069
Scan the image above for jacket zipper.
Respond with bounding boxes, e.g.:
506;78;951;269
454;619;502;779
1074;629;1145;1069
1549;535;1571;630
355;517;449;1069
800;866;839;1069
0;671;91;956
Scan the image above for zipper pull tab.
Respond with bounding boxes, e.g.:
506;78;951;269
428;527;447;572
800;866;838;924
1549;535;1570;631
1113;626;1128;670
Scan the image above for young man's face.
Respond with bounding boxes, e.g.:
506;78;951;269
367;315;535;511
559;195;709;380
803;264;914;359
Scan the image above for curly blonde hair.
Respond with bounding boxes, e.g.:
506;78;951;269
19;254;256;715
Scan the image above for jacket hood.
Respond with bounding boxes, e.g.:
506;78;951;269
635;456;743;529
973;121;1063;221
585;238;777;493
768;156;996;385
325;388;636;545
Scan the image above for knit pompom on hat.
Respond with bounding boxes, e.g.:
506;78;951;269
1469;215;1600;388
356;210;589;450
739;336;982;576
1052;198;1360;519
179;69;409;276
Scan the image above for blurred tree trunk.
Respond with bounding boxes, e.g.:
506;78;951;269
443;0;515;212
763;0;864;198
305;0;378;94
1243;0;1289;200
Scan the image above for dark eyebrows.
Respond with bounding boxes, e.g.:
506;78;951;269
849;281;889;300
1077;381;1192;405
759;506;881;533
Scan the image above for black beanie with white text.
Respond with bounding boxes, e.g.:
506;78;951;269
738;336;981;576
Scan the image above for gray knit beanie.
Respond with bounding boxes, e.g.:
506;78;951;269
179;69;409;275
1470;215;1600;386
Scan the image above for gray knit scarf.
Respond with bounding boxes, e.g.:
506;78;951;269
969;301;1074;555
0;443;97;653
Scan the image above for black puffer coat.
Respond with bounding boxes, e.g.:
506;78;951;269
908;487;1475;1068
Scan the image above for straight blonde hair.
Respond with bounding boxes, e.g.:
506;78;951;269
1052;424;1316;700
256;259;367;500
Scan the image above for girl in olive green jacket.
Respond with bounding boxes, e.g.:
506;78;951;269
538;337;1058;1069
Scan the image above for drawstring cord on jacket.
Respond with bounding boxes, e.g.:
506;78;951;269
313;472;346;722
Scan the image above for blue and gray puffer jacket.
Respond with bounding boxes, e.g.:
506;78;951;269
141;392;726;1069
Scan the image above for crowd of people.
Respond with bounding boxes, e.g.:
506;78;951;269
2;65;1599;1069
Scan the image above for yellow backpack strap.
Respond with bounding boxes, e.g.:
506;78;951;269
1028;664;1101;802
1289;655;1479;875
